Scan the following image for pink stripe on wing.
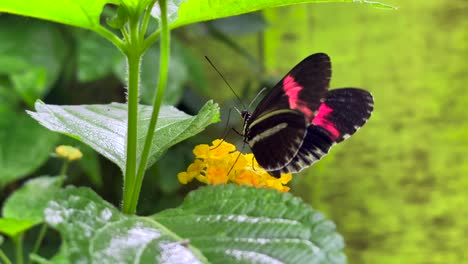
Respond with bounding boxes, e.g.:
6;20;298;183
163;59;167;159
283;75;313;119
312;103;340;140
283;75;301;108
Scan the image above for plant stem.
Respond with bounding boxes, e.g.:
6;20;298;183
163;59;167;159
0;249;12;264
27;224;47;264
122;17;142;214
142;31;161;53
96;26;125;52
140;0;157;41
128;0;170;214
59;160;69;177
13;234;24;264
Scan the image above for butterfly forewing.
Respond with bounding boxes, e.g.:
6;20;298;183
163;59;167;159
246;109;306;172
249;53;331;122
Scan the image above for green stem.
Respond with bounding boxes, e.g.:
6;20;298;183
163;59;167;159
95;26;125;52
27;224;47;264
0;249;12;264
122;17;143;214
140;0;157;41
59;161;69;177
121;27;131;46
13;234;24;264
142;29;160;53
127;0;170;214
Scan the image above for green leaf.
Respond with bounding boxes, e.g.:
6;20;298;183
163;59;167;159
0;16;67;106
45;186;207;263
106;4;130;29
154;144;190;194
0;0;118;31
209;12;267;35
77;30;124;83
0;0;395;33
27;101;219;173
77;142;104;186
0;218;37;238
2;176;63;224
151;0;396;29
175;40;209;94
153;185;345;264
0;111;59;187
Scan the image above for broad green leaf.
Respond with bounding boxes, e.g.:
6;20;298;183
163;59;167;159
27;101;219;173
0;218;37;238
0;77;19;113
2;176;63;225
0;16;67;106
151;0;396;29
0;0;119;31
176;40;209;95
77;30;124;83
154;143;191;194
77;142;104;186
209;12;267;35
0;111;59;187
114;39;189;105
0;0;394;34
45;186;207;263
153;185;346;264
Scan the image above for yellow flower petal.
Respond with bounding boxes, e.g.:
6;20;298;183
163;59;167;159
55;145;83;161
193;144;210;159
177;139;292;192
177;172;190;184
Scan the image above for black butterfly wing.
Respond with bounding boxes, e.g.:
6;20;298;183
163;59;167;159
245;53;331;175
272;88;374;175
245;109;307;172
249;53;331;123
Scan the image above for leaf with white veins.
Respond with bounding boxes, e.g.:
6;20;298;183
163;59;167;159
27;100;219;172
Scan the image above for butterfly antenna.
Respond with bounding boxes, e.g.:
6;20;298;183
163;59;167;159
247;87;267;110
205;56;247;110
233;106;242;115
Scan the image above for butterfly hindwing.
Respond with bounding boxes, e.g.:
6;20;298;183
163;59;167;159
276;126;334;175
273;88;374;175
317;88;374;142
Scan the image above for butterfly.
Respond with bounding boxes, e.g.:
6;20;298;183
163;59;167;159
241;53;374;178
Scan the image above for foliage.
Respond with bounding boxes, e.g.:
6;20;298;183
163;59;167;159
0;0;428;263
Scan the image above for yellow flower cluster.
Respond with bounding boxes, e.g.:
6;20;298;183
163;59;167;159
178;139;292;192
55;145;83;161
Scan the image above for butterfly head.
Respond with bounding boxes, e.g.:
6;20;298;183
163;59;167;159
241;110;251;121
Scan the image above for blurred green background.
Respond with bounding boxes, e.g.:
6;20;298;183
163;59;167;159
1;0;467;263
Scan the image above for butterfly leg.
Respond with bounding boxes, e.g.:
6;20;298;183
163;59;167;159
251;155;257;171
232;127;243;137
211;107;235;150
